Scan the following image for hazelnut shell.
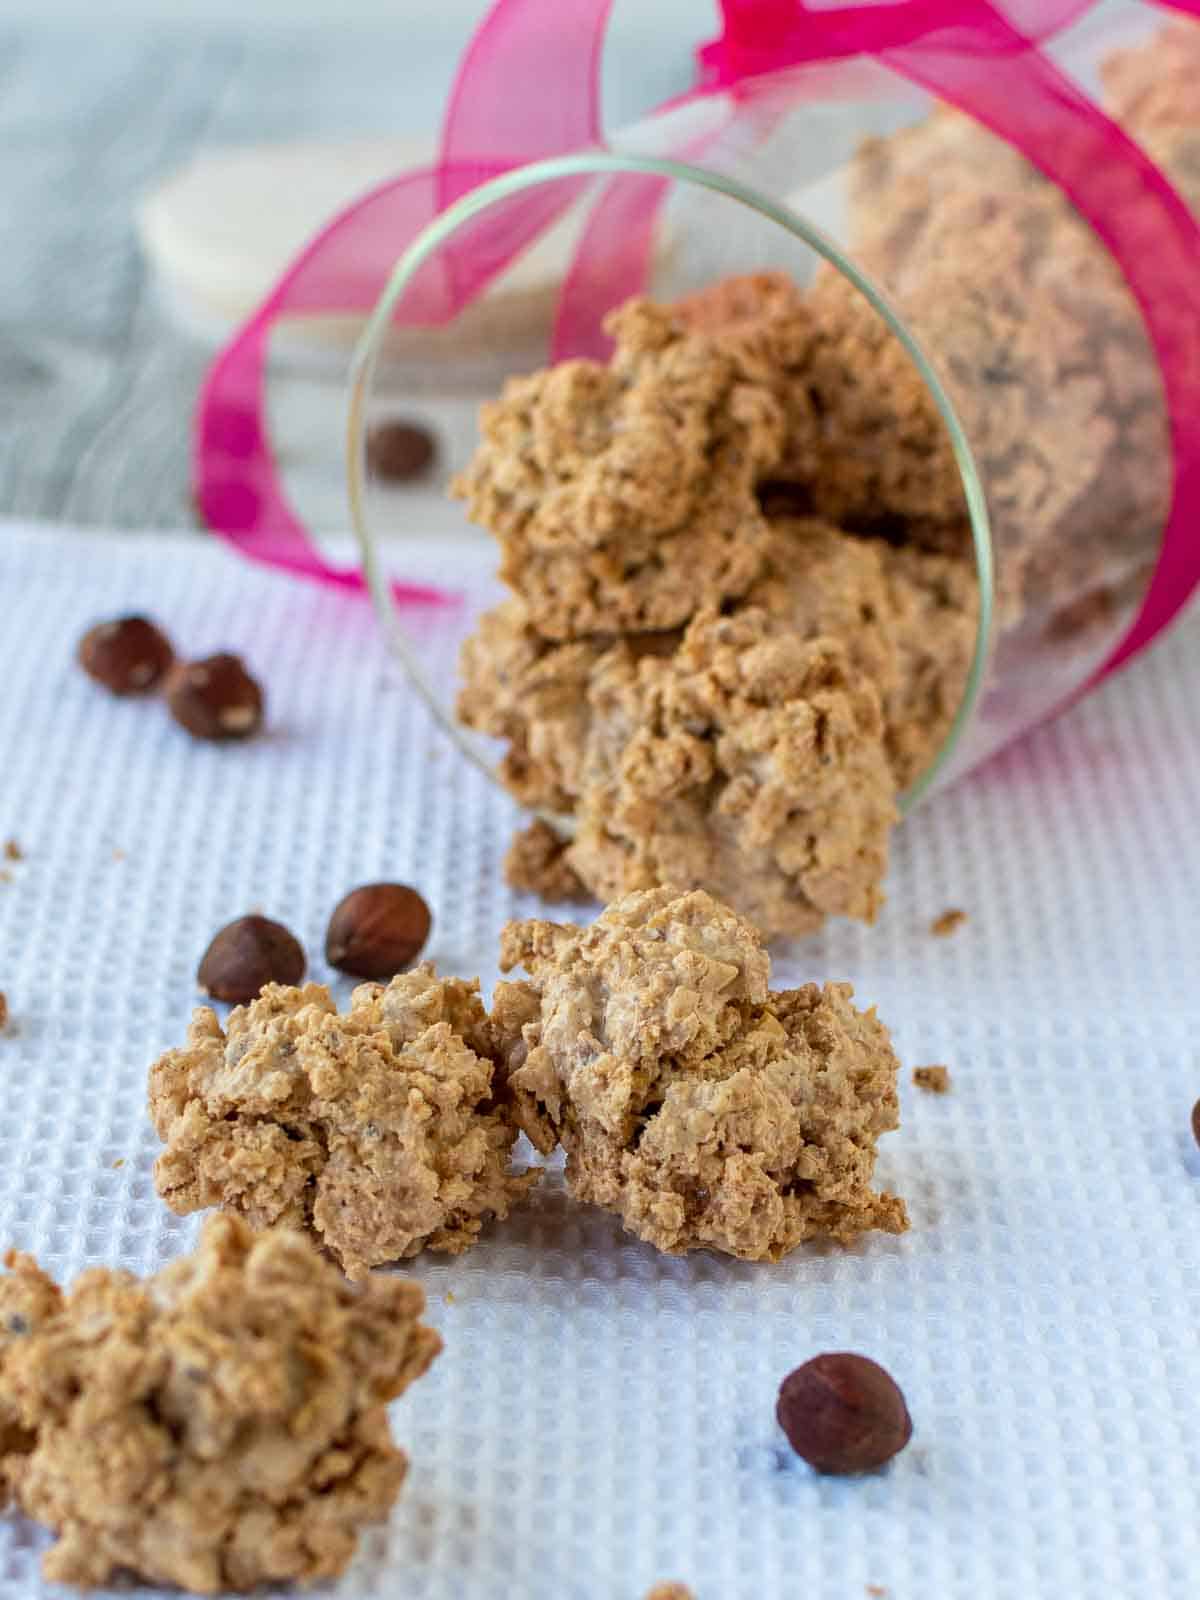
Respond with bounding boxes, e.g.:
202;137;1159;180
325;883;431;979
167;653;264;741
197;915;306;1004
78;616;174;695
776;1353;912;1474
366;419;437;482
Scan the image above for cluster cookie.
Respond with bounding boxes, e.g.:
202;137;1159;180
452;298;786;639
455;264;980;931
4;886;910;1588
814;21;1200;635
494;887;908;1260
462;506;975;930
0;1215;439;1593
149;890;908;1273
456;26;1196;921
150;964;537;1279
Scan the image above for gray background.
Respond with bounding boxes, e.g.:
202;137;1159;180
0;3;708;532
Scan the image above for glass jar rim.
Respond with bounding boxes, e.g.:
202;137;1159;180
346;148;995;813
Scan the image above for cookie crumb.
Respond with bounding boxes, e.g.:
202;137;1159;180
111;1158;124;1169
0;870;9;885
444;1290;455;1305
0;992;7;1031
913;1065;951;1093
645;1586;695;1600
2;839;23;862
504;819;593;903
866;1587;890;1598
111;848;126;862
930;907;967;937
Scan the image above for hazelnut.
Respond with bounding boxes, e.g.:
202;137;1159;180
1192;1098;1200;1149
77;616;174;695
197;915;306;1004
365;419;437;482
325;883;431;979
167;654;264;741
776;1353;912;1474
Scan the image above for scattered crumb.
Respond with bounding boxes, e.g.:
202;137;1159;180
0;1214;440;1593
111;1158;124;1169
913;1065;952;1093
111;848;126;863
444;1290;456;1305
645;1586;695;1600
0;870;9;885
866;1587;890;1598
930;907;967;937
0;992;7;1030
3;839;23;862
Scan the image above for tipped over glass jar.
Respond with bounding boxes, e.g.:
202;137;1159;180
347;16;1200;941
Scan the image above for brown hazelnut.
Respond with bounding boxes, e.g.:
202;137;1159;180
77;616;174;695
365;419;437;482
325;883;431;979
776;1353;912;1474
167;654;264;741
197;915;306;1004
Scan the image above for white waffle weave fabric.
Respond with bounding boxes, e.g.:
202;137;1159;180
1;521;1198;1600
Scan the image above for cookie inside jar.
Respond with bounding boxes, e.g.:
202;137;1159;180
350;24;1191;941
451;266;980;940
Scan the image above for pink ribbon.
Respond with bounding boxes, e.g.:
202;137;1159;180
194;0;1200;682
193;0;617;603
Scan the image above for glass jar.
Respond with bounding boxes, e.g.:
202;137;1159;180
344;14;1200;930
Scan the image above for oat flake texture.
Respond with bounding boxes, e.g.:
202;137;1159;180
1;523;1198;1599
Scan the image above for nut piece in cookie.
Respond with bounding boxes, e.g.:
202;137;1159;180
496;888;907;1260
0;1214;439;1593
452;299;786;639
150;966;538;1278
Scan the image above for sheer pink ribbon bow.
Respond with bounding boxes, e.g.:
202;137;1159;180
193;0;1200;674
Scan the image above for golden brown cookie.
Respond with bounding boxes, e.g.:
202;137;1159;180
565;615;896;940
496;888;908;1259
0;1215;439;1592
452;299;786;638
150;966;538;1278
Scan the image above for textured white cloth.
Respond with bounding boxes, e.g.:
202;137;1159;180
1;520;1198;1600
